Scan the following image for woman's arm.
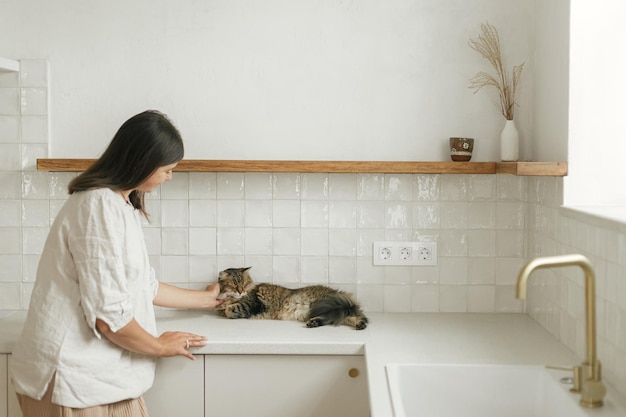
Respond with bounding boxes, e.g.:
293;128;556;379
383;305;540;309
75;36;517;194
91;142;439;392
97;283;222;360
153;282;222;309
96;318;206;360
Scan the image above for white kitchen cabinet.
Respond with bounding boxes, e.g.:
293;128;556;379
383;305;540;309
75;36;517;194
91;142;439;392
204;355;369;417
4;353;367;417
143;356;204;417
6;356;21;417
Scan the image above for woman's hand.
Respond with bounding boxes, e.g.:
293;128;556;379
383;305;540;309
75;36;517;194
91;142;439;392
157;331;208;360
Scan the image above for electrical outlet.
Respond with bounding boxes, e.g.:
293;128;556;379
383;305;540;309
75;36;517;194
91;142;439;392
372;241;437;266
418;246;432;260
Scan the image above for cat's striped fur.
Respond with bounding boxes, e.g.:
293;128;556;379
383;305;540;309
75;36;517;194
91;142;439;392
215;267;368;330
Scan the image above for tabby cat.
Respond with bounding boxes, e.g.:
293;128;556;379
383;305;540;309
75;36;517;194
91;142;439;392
215;267;368;330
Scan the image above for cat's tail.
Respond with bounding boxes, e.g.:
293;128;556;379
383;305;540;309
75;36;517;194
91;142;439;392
307;293;368;330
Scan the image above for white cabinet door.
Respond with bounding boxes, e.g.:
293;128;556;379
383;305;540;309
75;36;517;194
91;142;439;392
6;356;22;417
204;355;369;417
143;356;204;417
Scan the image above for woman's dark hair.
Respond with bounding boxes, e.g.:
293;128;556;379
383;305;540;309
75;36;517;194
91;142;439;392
69;110;184;218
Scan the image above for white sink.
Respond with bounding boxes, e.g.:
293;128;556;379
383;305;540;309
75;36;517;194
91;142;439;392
386;363;625;417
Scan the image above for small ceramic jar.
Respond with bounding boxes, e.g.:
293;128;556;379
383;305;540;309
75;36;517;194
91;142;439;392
449;137;474;161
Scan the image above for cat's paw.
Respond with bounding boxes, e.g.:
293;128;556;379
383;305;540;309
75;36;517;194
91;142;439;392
223;303;250;319
355;321;367;330
221;304;238;318
306;318;322;328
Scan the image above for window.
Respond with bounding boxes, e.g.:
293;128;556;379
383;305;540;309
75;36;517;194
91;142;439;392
565;0;626;216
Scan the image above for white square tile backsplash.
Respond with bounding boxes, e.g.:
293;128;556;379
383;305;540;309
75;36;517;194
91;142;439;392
467;285;496;313
0;200;21;226
161;228;189;255
330;201;357;228
0;255;21;283
357;174;385;201
189;172;216;199
0;115;20;142
2;59;626;399
468;175;496;200
18;60;48;88
0;88;19;115
301;173;329;200
189;200;216;227
161;200;189;227
217;173;245;199
329;173;356;200
272;173;300;200
440;174;467;201
244;173;273;199
217;200;245;227
272;200;300;227
300;228;328;256
244;200;272;227
20;88;48;116
384;174;412;201
0;144;21;171
161;174;189;199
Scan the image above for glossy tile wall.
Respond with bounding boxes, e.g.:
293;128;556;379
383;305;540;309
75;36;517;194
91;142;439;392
0;169;529;314
525;176;626;397
0;59;50;310
148;171;527;314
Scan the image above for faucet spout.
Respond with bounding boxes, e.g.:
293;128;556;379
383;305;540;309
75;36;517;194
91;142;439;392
516;254;606;408
516;254;597;366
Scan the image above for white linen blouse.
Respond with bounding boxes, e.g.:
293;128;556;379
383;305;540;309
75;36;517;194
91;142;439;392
10;187;160;408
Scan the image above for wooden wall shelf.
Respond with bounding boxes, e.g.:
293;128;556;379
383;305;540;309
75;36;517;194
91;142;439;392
496;161;568;176
36;159;567;176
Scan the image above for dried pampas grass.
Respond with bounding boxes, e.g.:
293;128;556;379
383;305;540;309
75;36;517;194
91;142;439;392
469;22;524;121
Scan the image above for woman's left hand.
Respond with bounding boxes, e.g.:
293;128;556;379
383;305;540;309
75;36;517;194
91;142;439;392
157;331;208;360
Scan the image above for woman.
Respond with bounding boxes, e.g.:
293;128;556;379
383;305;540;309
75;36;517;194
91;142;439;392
11;110;221;416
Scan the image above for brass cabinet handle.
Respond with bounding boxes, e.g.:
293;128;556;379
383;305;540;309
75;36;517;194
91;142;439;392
348;368;359;378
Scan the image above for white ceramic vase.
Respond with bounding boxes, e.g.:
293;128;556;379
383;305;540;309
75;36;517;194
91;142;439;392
500;119;519;161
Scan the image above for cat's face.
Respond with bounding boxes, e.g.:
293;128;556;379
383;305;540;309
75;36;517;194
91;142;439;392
217;267;255;300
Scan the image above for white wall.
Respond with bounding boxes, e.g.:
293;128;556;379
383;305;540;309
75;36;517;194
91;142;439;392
0;0;533;161
531;0;569;162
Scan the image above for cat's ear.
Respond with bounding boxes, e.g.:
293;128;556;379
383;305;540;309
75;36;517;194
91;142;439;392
218;270;227;280
242;267;252;272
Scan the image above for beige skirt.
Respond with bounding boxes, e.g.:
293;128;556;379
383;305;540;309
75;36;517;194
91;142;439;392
16;375;149;417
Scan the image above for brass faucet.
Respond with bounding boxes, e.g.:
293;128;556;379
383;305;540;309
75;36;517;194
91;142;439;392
516;254;607;408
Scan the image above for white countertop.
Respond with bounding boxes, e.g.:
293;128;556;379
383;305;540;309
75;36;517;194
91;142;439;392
1;310;624;417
